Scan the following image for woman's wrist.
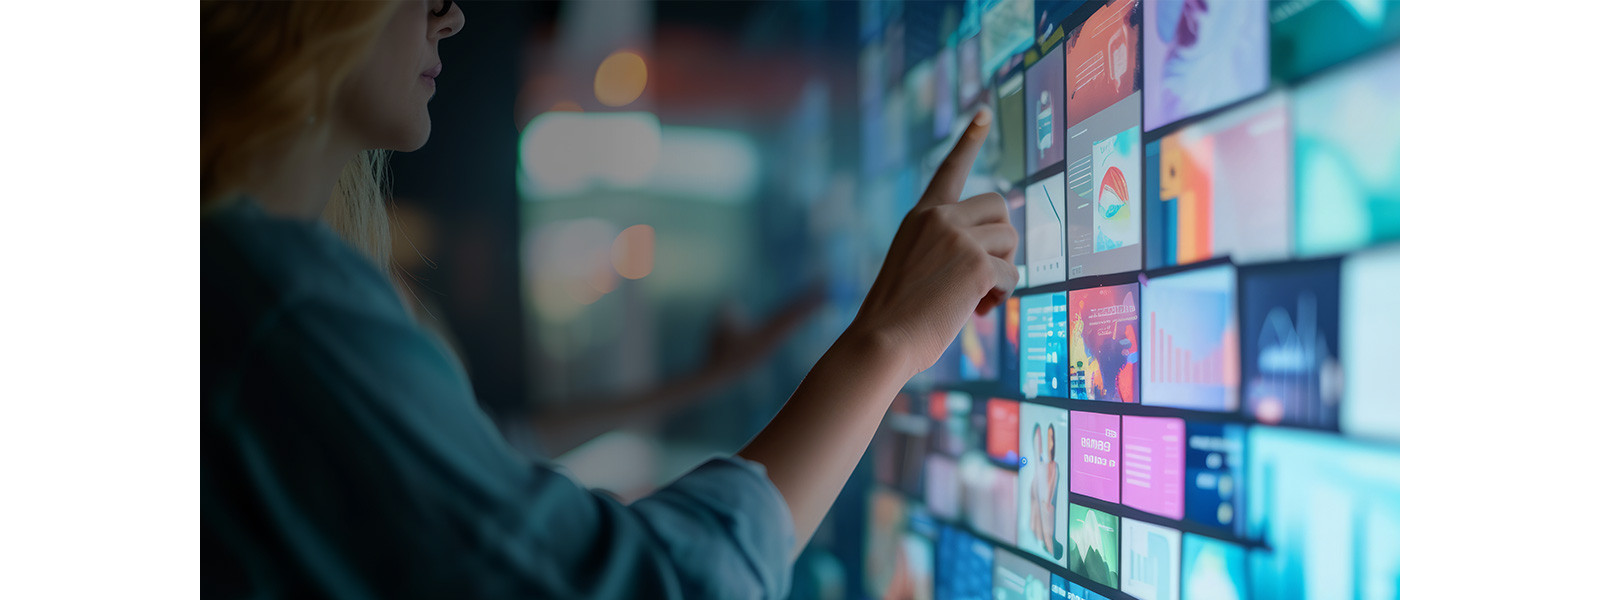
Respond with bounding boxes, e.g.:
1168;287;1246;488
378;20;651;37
836;321;916;387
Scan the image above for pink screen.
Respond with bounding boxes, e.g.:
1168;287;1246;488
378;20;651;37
1069;411;1121;503
1121;416;1185;520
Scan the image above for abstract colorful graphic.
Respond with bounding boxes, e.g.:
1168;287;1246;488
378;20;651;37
960;308;1000;381
1092;126;1141;252
1269;0;1400;81
1069;503;1121;590
1143;0;1268;131
1066;0;1143;128
1068;283;1140;402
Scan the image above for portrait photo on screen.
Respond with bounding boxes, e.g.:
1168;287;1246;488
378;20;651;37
1240;258;1342;429
1021;292;1069;399
1339;246;1399;440
1027;172;1067;286
1142;0;1268;131
1026;43;1067;176
1185;422;1245;535
988;398;1022;466
1145;93;1291;270
1269;0;1399;82
1121;416;1184;520
1182;533;1247;600
961;308;1001;381
1069;410;1121;503
1141;265;1239;412
937;525;995;600
1017;403;1071;567
1068;283;1141;402
1068;503;1121;590
1066;0;1142;128
963;456;1020;545
1246;427;1399;599
993;547;1052;600
1293;49;1399;258
1120;518;1180;600
1065;92;1143;279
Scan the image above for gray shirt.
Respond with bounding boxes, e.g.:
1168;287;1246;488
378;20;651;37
202;198;794;599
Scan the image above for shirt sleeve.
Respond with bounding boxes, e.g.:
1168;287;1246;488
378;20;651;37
203;288;795;600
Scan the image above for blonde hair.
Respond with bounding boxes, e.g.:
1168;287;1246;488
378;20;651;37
201;0;402;271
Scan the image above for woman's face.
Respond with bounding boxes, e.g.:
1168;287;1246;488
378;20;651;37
335;0;465;152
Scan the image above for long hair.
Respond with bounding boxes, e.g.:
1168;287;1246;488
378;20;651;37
201;1;401;271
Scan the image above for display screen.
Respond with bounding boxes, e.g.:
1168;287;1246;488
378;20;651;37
1184;422;1245;536
1120;416;1184;520
1068;503;1120;590
1068;411;1121;504
961;308;1002;381
983;0;1039;81
1142;0;1268;131
994;547;1053;600
1269;0;1399;82
937;525;995;600
1246;427;1399;599
1182;533;1247;600
1240;258;1342;429
1018;403;1072;567
1340;247;1399;439
988;398;1022;466
1068;283;1140;402
1026;172;1067;286
1140;265;1239;411
1293;49;1399;257
1021;292;1069;399
1003;296;1023;395
965;458;1020;545
997;72;1029;184
1008;187;1028;287
1026;44;1067;176
1064;91;1142;279
925;452;962;520
855;1;1399;596
1145;93;1291;269
1119;518;1180;600
1065;0;1142;129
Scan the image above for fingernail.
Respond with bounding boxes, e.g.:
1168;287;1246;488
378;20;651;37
973;107;992;127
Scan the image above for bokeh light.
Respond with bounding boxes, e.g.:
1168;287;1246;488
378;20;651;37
594;50;648;107
611;224;655;280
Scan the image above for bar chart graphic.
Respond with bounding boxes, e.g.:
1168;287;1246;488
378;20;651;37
1141;266;1239;411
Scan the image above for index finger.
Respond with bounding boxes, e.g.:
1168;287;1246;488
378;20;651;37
920;107;993;208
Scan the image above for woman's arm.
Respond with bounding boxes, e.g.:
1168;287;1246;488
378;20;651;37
739;109;1017;553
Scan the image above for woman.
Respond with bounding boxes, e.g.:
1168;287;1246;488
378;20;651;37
201;1;1017;598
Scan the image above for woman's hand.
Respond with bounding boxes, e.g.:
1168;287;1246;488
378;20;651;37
847;108;1019;382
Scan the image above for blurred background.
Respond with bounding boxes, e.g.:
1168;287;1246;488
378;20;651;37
386;1;1400;599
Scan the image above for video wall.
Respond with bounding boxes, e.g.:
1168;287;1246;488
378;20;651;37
859;1;1398;599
